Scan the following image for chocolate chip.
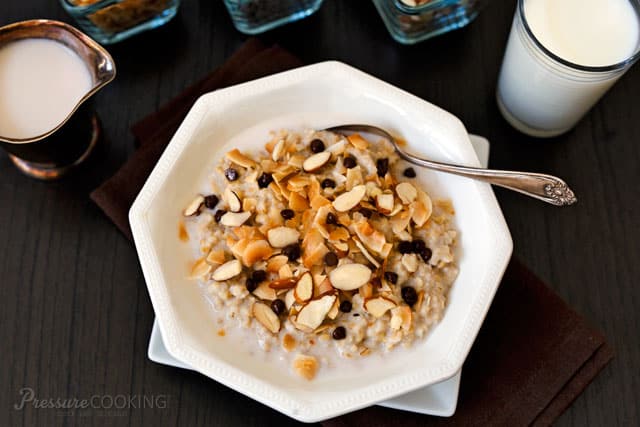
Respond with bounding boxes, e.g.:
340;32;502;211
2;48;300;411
245;278;258;293
324;252;338;267
280;209;295;219
398;241;413;254
257;173;273;188
358;208;373;218
326;212;337;225
225;168;239;181
343;156;356;169
332;326;346;340
271;299;286;315
214;209;227;222
321;178;336;189
401;286;418;306
282;243;301;262
204;194;219;209
310;139;325;153
420;247;433;263
353;313;360;317
403;167;416;178
251;269;267;283
384;271;398;284
339;300;352;313
412;239;426;253
376;158;389;177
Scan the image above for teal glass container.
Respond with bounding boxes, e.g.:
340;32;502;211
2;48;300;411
60;0;180;45
372;0;488;44
223;0;324;35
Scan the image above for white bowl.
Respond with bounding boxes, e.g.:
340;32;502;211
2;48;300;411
129;61;512;423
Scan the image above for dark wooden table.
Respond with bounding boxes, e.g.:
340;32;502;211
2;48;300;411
1;1;638;426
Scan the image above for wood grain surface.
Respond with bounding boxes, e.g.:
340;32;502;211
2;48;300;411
1;1;638;426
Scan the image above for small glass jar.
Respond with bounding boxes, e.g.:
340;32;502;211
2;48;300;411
223;0;324;35
372;0;488;45
60;0;180;45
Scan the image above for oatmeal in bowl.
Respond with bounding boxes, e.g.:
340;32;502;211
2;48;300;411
181;129;458;381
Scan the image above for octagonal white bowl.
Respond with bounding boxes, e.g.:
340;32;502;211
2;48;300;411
129;61;512;423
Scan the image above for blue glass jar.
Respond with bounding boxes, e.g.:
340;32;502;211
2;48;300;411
60;0;180;44
372;0;487;44
223;0;324;34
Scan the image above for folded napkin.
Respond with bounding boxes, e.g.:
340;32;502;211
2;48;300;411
90;40;612;426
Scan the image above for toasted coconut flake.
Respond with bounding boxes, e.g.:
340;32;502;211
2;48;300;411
295;294;337;330
189;257;211;279
315;277;334;297
242;197;257;213
359;282;373;299
410;200;431;227
396;182;417;204
253;301;280;333
329;227;350;242
183;195;204;216
206;249;226;265
347;133;369;150
364;296;396;318
345;166;363;191
285;289;296;309
376;193;394;215
212;259;243;281
288;154;305;169
353;238;381;268
332;185;366;212
402;253;419;273
327;297;340;319
289;191;309;211
268;182;284;201
293;354;318;381
329;263;371;290
310;195;331;210
390;306;412;331
242;240;273;267
267;255;289;273
325;139;347;157
226;149;256;168
279;263;293;279
282;334;297;352
272;139;286;161
287;174;311;190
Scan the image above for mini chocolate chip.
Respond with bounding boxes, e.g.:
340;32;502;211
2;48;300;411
245;278;258;293
324;252;338;267
271;299;286;315
403;167;416;178
332;326;347;340
339;300;352;313
280;209;295;219
251;269;267;283
353;313;360;317
384;271;398;284
321;178;336;189
225;168;239;181
398;241;413;254
343;156;356;169
214;209;227;222
412;239;426;253
204;194;219;209
401;286;418;306
376;158;389;177
358;208;373;218
257;173;273;188
420;247;433;263
326;212;337;225
310;139;325;153
282;243;301;262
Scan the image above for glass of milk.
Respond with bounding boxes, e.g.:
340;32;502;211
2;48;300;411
497;0;640;137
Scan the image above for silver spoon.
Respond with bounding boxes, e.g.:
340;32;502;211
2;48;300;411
326;124;577;206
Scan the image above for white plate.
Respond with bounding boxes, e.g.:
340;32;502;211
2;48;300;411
129;61;512;422
146;135;490;418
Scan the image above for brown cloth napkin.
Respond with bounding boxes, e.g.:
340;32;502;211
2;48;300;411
90;40;613;426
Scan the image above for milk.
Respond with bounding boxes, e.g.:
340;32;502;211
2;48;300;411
497;0;640;137
0;38;93;140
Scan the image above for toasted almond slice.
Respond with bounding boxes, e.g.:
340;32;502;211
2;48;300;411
331;242;350;257
396;182;417;204
347;133;369;150
364;296;396;318
206;249;226;265
345;166;363;191
272;139;286;161
294;272;313;303
353;238;381;268
253;282;277;300
325;139;347;157
293;354;318;381
224;187;242;212
287;174;311;189
212;259;242;281
278;263;293;279
402;253;419;273
183;195;204;216
285;289;296;309
252;301;280;333
329;263;371;290
267;255;289;273
267;226;300;248
376;193;394;215
189;257;211;279
332;185;366;212
327;296;340;320
390;306;412;331
295;294;337;330
269;277;298;290
359;282;373;299
302;151;331;172
220;211;251;227
389;203;403;216
226;149;256;168
242;240;273;267
314;277;334;297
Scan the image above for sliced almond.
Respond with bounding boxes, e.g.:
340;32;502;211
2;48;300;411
294;272;313;303
226;149;256;168
253;282;277;300
295;294;337;330
347;133;369;150
269;277;297;290
220;211;251;227
267;226;300;248
212;259;242;281
278;263;293;279
332;185;366;212
345;166;363;191
223;188;242;213
267;255;289;273
353;238;381;268
329;263;371;291
364;296;396;318
293;354;318;381
183;195;204;216
389;203;404;216
302;151;331;172
402;253;419;273
252;301;280;333
327;297;340;320
396;182;417;205
242;240;273;267
411;197;432;227
315;277;334;297
359;282;373;299
272;139;286;161
376;193;394;215
325;139;347;157
189;257;211;279
285;289;296;309
390;306;412;331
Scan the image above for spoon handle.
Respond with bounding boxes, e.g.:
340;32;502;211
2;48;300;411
397;151;577;206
